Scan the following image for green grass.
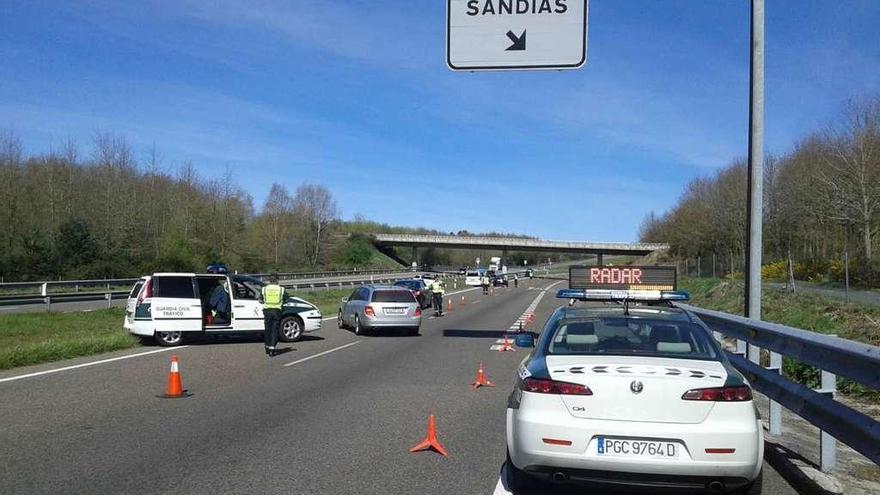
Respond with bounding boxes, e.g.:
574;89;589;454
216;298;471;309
681;277;880;400
289;289;352;317
0;308;139;370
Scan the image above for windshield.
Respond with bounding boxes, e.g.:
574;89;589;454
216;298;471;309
394;281;420;290
546;317;719;360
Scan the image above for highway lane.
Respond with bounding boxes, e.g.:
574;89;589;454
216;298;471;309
0;278;798;494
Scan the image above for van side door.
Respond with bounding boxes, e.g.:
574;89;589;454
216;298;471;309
151;275;203;333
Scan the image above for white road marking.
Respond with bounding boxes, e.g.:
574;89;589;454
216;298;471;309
0;346;189;384
490;280;564;350
283;340;363;367
492;465;513;495
472;300;482;304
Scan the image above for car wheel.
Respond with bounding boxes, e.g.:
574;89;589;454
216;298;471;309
505;450;534;491
733;470;762;495
354;315;365;336
279;316;304;342
337;310;345;329
155;331;184;347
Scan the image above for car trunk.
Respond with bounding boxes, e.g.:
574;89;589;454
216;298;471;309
545;355;727;424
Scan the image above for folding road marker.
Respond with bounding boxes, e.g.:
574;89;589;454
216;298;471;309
498;336;516;353
410;414;448;457
471;363;495;389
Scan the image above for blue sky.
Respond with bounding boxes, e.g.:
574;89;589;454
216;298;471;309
1;1;878;241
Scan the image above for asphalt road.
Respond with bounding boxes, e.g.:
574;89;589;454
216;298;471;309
0;278;799;494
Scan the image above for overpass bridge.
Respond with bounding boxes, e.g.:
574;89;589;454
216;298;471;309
370;233;669;264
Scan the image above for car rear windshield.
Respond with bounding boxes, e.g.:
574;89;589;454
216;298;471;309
394;281;419;290
371;290;416;303
466;271;479;277
546;317;719;360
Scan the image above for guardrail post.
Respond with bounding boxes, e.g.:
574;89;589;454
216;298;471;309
818;368;837;472
768;351;782;436
106;293;112;309
44;296;51;312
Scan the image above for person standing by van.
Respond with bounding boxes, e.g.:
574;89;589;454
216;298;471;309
481;273;490;295
260;274;285;356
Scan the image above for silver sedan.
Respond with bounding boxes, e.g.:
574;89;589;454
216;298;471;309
338;285;422;336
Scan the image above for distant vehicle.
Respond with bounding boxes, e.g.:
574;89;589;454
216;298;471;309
491;273;508;287
505;268;763;494
465;270;483;286
489;256;502;272
338;285;421;336
393;279;432;309
124;273;322;346
458;267;467;275
525;269;534;278
206;263;228;274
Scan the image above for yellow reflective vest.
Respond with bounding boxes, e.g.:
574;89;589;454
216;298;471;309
261;284;285;310
430;280;444;295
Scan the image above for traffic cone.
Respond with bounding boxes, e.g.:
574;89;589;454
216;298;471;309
410;414;448;456
158;355;192;398
499;336;516;352
460;295;467;306
447;299;453;313
471;363;495;388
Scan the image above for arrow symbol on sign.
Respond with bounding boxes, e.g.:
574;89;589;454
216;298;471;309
505;30;526;51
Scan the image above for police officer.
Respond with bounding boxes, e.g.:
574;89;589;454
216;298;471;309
481;273;490;295
260;274;285;356
430;277;445;317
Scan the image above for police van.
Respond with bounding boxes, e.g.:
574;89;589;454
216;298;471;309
123;273;322;346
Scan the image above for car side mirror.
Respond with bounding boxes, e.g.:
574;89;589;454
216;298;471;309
515;333;535;348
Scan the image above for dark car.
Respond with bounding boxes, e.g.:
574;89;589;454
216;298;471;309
491;273;509;287
393;279;432;309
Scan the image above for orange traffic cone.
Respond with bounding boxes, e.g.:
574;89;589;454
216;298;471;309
158;355;192;398
410;414;448;456
471;363;495;388
447;299;453;313
499;336;516;353
460;295;467;306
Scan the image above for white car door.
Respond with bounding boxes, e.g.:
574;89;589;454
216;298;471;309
150;275;203;332
231;279;265;331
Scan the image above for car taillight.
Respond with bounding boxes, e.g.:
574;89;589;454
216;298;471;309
682;386;752;402
137;280;152;305
414;307;422;317
364;306;375;318
522;377;593;395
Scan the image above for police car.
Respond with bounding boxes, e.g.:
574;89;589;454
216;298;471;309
124;273;322;346
506;266;763;494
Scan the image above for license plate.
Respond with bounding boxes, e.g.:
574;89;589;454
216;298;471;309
384;308;405;315
597;437;678;459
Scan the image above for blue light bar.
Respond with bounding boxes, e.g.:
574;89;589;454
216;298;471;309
556;289;690;302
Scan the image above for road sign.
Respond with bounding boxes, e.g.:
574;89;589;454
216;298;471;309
446;0;588;71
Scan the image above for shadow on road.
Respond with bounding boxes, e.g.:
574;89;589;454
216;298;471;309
442;328;511;339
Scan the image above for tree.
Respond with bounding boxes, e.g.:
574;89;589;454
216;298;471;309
293;184;339;266
818;97;880;259
56;219;98;275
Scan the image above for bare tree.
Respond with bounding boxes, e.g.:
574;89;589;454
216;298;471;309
818;97;880;259
293;184;339;266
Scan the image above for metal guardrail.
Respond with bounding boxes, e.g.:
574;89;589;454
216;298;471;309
0;270;455;310
680;303;880;471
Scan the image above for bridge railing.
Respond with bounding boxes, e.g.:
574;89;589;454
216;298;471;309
372;233;669;251
679;303;880;472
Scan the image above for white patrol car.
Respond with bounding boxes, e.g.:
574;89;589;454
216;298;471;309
506;266;763;494
124;273;322;346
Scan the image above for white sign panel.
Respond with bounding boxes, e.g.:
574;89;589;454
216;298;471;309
447;0;588;71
